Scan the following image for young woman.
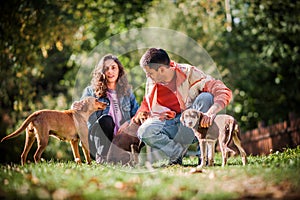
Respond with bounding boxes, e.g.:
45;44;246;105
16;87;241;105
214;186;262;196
73;54;139;163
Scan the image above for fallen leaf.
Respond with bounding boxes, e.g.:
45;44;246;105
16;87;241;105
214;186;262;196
115;181;125;190
189;167;203;174
36;188;51;199
52;188;70;200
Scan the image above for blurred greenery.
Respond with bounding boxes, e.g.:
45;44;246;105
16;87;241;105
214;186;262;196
1;0;299;163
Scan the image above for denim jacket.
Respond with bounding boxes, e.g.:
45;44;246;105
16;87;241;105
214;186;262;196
80;86;139;129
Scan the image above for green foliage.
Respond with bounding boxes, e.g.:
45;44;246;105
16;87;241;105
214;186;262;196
146;0;300;130
0;147;299;199
1;0;299;163
0;0;152;163
216;0;300;129
0;1;81;139
252;147;300;169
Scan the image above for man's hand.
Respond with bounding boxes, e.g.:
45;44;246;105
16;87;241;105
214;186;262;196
199;103;221;128
200;112;216;128
132;111;150;125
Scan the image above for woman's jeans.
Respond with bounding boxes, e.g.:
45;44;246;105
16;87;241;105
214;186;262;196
137;92;214;161
88;115;115;160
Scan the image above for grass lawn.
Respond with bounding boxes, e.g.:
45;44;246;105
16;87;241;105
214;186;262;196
0;147;300;200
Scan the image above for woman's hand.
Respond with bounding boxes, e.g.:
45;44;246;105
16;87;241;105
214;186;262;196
117;121;129;134
71;101;84;110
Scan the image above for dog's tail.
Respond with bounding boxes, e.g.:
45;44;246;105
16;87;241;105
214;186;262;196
1;112;38;142
232;119;241;140
224;119;235;147
226;119;241;145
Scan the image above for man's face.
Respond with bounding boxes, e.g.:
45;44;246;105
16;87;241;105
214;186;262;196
144;65;165;83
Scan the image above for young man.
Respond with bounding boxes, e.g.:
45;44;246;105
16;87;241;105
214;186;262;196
135;48;232;165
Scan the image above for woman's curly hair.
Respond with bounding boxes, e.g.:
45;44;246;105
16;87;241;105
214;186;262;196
91;54;131;98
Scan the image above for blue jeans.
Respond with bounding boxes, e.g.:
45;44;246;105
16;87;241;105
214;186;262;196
137;92;214;160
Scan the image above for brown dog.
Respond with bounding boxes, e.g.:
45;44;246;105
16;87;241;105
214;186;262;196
180;109;247;167
106;111;149;166
1;97;107;165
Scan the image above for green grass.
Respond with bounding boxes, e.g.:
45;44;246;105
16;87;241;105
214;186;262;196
1;147;300;200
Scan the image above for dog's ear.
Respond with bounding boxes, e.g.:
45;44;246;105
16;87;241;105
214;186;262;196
197;111;203;119
180;111;185;123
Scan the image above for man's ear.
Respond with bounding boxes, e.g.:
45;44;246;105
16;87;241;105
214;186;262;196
158;66;163;73
158;65;167;73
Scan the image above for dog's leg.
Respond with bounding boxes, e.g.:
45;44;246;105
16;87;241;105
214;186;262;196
131;144;140;165
225;147;236;156
232;132;247;166
130;144;137;166
207;139;216;166
70;139;82;164
218;128;229;167
81;144;91;164
21;127;36;165
80;132;92;164
198;139;207;167
223;144;228;167
219;140;228;167
34;133;49;164
78;127;91;164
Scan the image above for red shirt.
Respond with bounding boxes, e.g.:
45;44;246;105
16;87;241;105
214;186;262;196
156;76;181;114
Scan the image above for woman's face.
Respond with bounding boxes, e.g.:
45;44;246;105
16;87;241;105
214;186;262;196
103;59;120;84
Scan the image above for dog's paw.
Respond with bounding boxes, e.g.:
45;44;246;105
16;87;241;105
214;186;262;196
75;158;82;164
189;166;204;174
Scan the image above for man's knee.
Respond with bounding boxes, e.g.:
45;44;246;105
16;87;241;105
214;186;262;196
196;92;213;102
137;123;153;140
192;92;214;112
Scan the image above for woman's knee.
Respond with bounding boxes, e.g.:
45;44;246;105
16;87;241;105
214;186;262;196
98;115;114;128
97;115;115;141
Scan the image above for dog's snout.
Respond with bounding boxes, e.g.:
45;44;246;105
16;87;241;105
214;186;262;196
96;101;108;110
182;119;194;128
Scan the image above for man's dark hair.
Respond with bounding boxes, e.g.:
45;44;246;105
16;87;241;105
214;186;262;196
140;48;170;71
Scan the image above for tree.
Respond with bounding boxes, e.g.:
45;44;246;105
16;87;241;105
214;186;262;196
0;0;152;163
145;0;300;130
217;0;300;129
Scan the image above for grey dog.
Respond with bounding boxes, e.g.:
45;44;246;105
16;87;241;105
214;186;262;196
180;109;247;167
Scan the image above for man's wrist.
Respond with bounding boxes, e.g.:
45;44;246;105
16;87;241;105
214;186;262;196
206;103;222;116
